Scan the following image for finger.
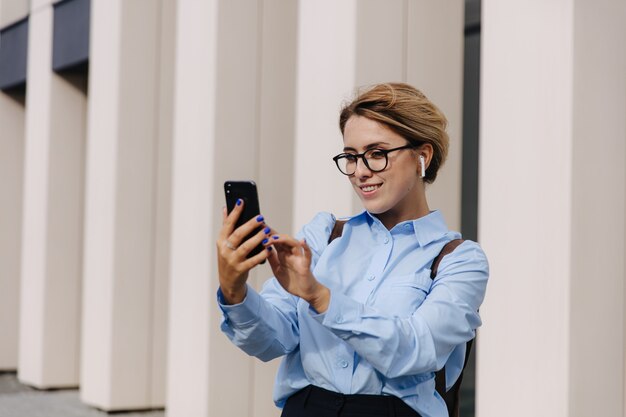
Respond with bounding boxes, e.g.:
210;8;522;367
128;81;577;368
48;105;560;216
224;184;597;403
219;198;244;240
266;246;280;270
234;224;271;258
240;244;271;270
269;234;301;249
222;206;227;222
301;238;312;263
229;213;266;247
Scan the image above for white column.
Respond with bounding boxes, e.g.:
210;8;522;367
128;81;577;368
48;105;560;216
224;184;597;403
0;0;29;373
167;0;299;416
477;1;626;416
293;0;357;227
150;0;176;406
18;2;87;388
166;2;217;415
0;91;25;371
252;1;299;416
569;1;625;415
81;0;165;410
406;1;464;231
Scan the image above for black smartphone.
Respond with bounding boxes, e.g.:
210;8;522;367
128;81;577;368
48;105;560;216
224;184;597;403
224;181;266;261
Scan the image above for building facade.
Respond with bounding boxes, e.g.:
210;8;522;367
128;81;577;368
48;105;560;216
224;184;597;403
0;0;624;416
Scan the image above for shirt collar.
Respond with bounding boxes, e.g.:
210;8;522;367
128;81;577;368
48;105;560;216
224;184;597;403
349;210;449;247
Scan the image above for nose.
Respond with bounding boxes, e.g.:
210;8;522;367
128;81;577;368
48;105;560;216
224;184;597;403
353;156;372;178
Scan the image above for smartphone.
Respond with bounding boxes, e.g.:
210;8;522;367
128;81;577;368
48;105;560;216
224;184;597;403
224;181;266;261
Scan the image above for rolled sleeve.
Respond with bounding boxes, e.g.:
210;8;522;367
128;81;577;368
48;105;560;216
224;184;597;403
218;284;263;328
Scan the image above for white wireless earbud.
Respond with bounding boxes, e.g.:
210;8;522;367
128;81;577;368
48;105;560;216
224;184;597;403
419;155;426;178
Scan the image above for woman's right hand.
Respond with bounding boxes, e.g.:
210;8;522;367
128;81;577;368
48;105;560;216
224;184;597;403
216;200;272;305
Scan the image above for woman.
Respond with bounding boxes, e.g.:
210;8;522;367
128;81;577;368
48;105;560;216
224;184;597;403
216;83;488;417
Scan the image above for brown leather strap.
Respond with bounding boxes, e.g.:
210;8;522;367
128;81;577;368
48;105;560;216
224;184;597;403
431;238;464;411
328;220;346;244
430;239;464;279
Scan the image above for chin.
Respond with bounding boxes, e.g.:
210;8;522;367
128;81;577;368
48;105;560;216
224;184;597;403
361;200;389;215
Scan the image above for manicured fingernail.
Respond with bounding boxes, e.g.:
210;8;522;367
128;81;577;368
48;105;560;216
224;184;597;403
267;247;272;252
262;238;269;244
236;199;242;206
272;235;279;240
264;227;271;234
256;215;264;222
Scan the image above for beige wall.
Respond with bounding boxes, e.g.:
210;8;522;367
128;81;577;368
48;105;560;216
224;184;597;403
0;0;28;27
19;1;87;388
0;0;28;376
2;0;624;416
569;1;626;415
81;0;168;410
477;1;626;416
0;91;25;370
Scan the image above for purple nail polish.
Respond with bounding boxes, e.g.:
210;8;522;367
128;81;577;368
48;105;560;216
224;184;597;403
256;215;264;222
262;238;269;245
236;199;242;206
264;227;270;234
272;235;279;240
267;247;273;252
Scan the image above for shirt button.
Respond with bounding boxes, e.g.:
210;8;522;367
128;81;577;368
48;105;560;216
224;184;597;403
383;237;389;244
336;316;344;324
367;275;375;281
404;224;411;230
339;360;349;368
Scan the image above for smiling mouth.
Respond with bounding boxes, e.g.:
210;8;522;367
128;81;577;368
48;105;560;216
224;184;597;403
360;184;381;193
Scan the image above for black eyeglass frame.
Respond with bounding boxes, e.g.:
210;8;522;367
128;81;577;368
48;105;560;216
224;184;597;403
332;144;416;176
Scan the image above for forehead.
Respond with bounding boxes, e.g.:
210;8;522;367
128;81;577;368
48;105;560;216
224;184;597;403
342;116;405;149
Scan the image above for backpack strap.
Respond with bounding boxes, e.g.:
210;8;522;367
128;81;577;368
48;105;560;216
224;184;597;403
430;238;464;279
431;238;466;417
328;220;346;244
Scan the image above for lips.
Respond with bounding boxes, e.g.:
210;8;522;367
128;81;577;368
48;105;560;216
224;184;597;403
358;183;382;196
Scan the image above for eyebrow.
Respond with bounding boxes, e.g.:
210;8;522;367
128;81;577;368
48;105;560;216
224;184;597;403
343;141;391;152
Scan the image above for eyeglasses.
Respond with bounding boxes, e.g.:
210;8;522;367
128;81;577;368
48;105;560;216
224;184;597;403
332;144;415;176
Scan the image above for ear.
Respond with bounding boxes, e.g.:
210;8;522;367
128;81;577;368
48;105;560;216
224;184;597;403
416;143;434;174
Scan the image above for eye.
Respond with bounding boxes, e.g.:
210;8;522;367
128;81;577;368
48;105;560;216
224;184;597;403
368;149;386;159
343;154;358;162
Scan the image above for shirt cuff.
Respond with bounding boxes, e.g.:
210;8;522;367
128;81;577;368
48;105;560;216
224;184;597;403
217;284;263;327
310;291;363;330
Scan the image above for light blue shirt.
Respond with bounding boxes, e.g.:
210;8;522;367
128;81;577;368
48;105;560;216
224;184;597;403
218;210;489;417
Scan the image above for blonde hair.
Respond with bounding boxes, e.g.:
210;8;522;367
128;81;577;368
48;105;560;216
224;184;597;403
339;83;449;183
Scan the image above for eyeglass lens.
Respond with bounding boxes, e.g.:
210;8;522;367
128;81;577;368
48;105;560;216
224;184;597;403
337;149;388;175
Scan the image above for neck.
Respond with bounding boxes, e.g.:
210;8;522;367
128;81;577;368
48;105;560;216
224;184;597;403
376;196;430;230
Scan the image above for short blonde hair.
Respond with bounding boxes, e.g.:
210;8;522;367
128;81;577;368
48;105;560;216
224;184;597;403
339;83;449;183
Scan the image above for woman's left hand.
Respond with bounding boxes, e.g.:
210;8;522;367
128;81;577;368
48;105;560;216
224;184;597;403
265;235;330;313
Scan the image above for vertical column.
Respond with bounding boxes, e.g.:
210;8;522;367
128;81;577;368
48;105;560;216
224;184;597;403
166;0;217;415
0;0;28;374
252;1;299;416
81;0;164;410
292;0;357;227
210;1;261;416
478;2;575;416
0;91;25;371
167;0;300;416
406;1;465;231
477;1;626;416
18;2;87;388
569;1;625;416
150;0;176;407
